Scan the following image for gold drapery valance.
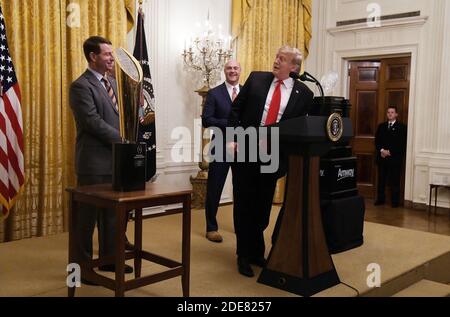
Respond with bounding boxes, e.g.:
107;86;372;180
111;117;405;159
0;0;134;242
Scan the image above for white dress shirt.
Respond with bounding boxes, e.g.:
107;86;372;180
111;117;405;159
260;77;294;126
388;120;396;128
225;81;240;101
88;67;108;90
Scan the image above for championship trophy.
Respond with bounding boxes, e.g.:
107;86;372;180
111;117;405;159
112;48;147;192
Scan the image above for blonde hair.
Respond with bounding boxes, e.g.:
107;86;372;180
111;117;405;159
278;45;303;72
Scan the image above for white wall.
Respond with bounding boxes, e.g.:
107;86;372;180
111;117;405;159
306;0;450;208
131;0;450;210
131;0;233;205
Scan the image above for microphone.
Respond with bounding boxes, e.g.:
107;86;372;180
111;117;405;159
289;71;301;80
289;71;324;97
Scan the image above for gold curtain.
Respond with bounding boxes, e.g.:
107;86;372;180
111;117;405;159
0;0;134;243
232;0;312;81
231;0;312;204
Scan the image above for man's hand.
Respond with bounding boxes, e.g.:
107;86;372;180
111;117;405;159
226;142;238;154
381;149;391;159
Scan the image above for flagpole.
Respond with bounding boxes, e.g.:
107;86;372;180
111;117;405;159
139;1;143;61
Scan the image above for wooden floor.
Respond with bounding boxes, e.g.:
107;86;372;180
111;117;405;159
364;199;450;236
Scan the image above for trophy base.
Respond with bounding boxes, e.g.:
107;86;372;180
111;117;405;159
113;142;147;192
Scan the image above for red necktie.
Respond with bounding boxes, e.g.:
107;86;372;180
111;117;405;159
264;80;282;125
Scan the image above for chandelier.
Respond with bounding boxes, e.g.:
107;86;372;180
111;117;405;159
182;13;233;89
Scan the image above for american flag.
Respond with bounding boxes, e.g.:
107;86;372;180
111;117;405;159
0;7;24;220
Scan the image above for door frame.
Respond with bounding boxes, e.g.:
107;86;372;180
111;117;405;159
332;45;418;203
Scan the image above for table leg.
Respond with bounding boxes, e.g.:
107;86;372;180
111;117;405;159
115;206;126;297
68;194;76;297
134;208;143;278
181;195;191;297
428;186;432;216
435;186;438;215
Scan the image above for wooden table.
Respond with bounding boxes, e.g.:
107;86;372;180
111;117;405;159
428;184;450;215
66;181;192;297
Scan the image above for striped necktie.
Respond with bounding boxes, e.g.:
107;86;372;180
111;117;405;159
101;76;118;112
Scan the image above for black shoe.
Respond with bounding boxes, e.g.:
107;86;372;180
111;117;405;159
374;200;385;206
81;278;98;286
237;257;254;277
392;202;399;208
99;264;133;274
249;256;267;267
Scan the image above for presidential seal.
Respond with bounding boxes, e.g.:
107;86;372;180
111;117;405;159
326;112;344;142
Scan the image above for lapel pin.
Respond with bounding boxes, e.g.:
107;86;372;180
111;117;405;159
296;90;299;94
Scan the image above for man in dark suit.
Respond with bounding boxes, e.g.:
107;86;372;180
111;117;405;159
69;36;133;282
202;60;242;243
375;106;407;208
228;46;314;277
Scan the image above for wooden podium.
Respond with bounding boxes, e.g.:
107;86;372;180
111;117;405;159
258;116;353;297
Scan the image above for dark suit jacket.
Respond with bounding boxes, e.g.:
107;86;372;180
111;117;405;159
202;82;242;161
69;70;121;176
228;71;314;177
202;82;237;130
375;121;407;165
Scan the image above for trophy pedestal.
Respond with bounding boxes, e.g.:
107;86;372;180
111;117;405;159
113;142;147;192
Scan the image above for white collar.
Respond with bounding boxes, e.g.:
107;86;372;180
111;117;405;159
88;67;106;82
225;81;239;91
388;120;396;125
273;77;294;89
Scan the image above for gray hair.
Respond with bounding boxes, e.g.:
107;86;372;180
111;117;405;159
278;45;303;72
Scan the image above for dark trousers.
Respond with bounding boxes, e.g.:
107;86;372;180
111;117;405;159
231;163;278;259
377;161;402;205
74;175;116;264
205;161;230;232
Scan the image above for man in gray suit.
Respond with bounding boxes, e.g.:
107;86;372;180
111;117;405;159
69;36;133;282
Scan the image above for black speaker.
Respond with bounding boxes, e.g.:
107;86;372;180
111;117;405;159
113;142;147;192
321;196;365;254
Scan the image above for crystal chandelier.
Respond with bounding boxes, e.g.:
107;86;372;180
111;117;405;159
182;13;233;89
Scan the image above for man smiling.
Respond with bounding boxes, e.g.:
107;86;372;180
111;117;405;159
202;60;242;243
69;36;133;282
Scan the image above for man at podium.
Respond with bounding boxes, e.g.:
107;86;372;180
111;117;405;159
228;46;314;277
